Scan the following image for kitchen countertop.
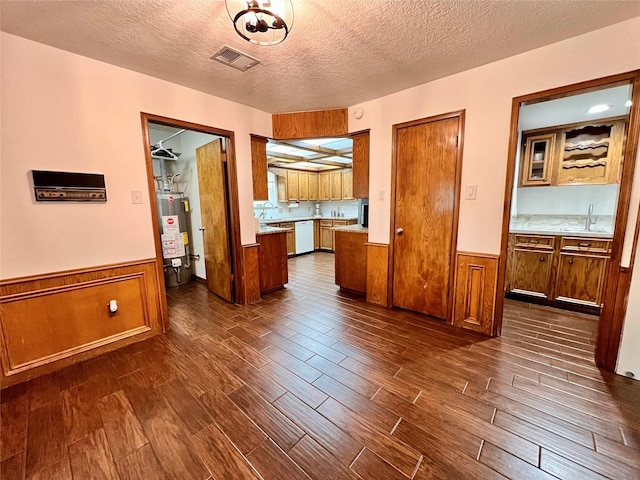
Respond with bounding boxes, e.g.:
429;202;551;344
332;224;368;233
260;217;358;224
509;215;613;239
510;228;613;239
256;226;293;235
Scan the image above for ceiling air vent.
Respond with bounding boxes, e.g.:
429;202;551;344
211;45;260;72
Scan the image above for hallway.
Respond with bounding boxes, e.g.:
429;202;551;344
1;252;639;479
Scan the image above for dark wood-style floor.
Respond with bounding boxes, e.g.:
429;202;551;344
2;252;640;479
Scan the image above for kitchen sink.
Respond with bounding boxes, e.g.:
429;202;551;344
560;227;611;234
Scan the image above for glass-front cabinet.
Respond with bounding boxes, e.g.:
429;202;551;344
520;133;555;186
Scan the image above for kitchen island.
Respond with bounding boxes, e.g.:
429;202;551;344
333;225;368;295
256;226;291;294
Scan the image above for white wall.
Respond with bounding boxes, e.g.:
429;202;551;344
0;33;271;279
515;184;619;216
348;18;640;260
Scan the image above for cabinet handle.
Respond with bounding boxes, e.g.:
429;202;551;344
579;243;591;247
568;259;574;265
539;257;545;262
530;239;539;244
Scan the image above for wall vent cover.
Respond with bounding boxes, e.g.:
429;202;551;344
211;46;260;72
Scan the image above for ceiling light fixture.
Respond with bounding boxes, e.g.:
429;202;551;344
225;0;294;46
587;104;612;114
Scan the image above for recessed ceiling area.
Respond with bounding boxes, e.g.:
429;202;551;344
267;137;352;171
1;1;638;113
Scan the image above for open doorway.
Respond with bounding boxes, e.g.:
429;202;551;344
141;114;244;327
496;72;640;370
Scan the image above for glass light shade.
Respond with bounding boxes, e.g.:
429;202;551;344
225;0;294;46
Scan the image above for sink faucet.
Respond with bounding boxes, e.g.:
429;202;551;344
585;204;596;231
258;201;275;222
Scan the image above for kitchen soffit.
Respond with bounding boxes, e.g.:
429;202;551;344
1;1;638;113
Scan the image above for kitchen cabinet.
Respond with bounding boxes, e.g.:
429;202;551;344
507;234;555;298
257;231;288;293
251;135;268;200
342;170;354;200
318;172;330;200
286;171;299;201
506;233;611;309
330;171;343;200
519;117;626;187
351;131;370;198
318;219;357;251
276;174;287;202
334;230;367;294
298;172;309;201
308;172;318;201
278;222;296;256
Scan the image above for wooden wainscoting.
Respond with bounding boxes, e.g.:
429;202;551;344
0;259;163;388
241;243;262;304
366;243;390;306
453;252;499;335
272;108;348;139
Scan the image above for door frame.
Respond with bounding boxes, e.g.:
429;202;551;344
140;113;246;330
387;110;466;320
495;70;640;371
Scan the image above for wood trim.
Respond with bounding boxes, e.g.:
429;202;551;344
241;244;261;304
495;70;640;370
251;135;269;201
272;109;348;139
0;259;162;388
453;253;499;335
365;243;389;306
387;110;466;321
140;113;248;305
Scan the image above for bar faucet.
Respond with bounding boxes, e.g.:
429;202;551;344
585;204;596;231
258;202;275;223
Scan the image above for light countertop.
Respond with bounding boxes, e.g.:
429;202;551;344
509;215;613;239
256;226;293;235
510;228;613;239
260;217;358;224
332;225;368;233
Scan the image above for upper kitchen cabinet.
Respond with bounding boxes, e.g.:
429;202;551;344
519;116;626;187
251;135;269;200
330;170;343;200
318;172;330;200
342;170;354;200
298;171;310;201
308;172;318;201
286;170;299;200
351;131;370;198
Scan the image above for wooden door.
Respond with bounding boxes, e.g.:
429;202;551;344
509;249;553;297
555;254;607;306
392;115;461;320
318;172;330;200
196;140;233;302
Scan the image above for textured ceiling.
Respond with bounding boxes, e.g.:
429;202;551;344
1;1;639;113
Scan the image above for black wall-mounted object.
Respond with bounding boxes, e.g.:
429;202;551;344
32;170;107;202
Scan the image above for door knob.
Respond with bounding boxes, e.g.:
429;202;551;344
396;228;404;235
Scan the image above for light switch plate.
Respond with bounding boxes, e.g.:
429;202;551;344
465;185;477;200
378;190;385;201
131;190;143;204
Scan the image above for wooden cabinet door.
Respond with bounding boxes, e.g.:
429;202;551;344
330;170;343;200
276;174;287;202
308;173;318;201
520;133;555;186
352;131;370;198
555;254;607;306
508;249;553;298
298;172;309;201
318;172;330;200
342;170;353;200
250;135;268;200
319;221;333;250
280;222;296;255
286;171;299;201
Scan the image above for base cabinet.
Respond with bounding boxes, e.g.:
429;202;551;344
334;230;367;294
506;233;611;308
319;221;334;250
257;232;288;293
278;223;296;256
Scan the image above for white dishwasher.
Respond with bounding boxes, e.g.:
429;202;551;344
294;220;315;254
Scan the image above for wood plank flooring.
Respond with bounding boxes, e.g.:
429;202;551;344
2;252;639;479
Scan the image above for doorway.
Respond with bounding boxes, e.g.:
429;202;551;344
389;111;464;320
141;114;244;328
496;71;640;370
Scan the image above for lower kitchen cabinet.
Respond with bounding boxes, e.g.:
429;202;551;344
506;233;611;309
334;230;367;294
257;231;288;294
278;222;296;256
555;253;607;306
508;249;554;297
319;221;334;250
